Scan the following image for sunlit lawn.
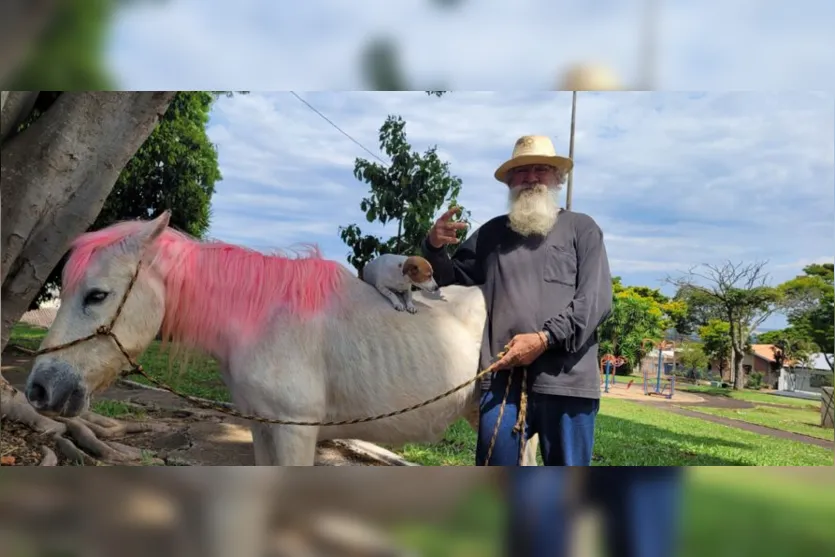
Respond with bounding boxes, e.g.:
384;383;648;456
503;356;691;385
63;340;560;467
398;397;833;466
681;403;832;442
677;384;820;409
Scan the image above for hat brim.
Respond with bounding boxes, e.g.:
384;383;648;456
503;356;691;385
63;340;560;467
494;154;574;183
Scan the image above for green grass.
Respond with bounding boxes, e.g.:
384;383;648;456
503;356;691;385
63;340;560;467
681;403;833;442
397;419;481;466
677;384;819;409
8;323;47;351
90;399;148;420
8;323;833;466
594;398;831;465
389;469;835;557
397;397;833;466
128;341;230;402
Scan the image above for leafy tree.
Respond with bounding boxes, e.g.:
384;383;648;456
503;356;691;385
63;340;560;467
27;91;223;309
777;263;834;370
757;328;816;373
672;285;724;336
698;319;732;378
667;261;783;390
599;277;687;374
676;341;709;380
339;114;469;276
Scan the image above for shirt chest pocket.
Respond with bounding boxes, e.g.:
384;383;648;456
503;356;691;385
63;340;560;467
543;244;577;287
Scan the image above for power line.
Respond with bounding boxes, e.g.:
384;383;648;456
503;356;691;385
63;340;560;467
288;91;388;165
288;91;482;228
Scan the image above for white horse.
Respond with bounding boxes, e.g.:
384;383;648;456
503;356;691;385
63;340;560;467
25;211;538;466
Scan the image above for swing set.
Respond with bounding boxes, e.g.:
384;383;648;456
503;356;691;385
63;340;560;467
600;354;629;393
641;338;677;399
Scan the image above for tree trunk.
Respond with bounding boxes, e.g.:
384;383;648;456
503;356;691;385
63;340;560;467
727;317;746;390
1;91;176;352
732;344;745;390
0;90;39;143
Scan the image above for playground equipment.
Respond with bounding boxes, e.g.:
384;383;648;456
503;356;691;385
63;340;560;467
641;338;677;399
600;354;627;393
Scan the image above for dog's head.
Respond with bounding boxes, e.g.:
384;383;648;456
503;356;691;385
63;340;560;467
402;256;438;292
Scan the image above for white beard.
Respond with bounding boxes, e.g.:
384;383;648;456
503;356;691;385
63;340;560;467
507;183;560;237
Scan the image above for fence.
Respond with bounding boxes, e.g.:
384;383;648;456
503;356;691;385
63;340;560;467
778;368;834;395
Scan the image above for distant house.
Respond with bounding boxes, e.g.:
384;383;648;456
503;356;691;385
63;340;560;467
708;344;783;387
743;344;782;388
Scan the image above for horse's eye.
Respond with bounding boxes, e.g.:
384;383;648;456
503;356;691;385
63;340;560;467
83;289;109;305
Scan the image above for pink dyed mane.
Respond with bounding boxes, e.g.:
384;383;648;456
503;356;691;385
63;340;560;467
63;220;348;357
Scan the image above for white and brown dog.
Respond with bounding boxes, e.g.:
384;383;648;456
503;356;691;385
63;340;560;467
362;253;439;313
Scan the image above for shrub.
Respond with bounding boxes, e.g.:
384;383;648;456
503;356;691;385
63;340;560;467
746;371;764;390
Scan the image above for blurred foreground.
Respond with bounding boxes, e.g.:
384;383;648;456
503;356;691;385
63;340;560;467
0;467;832;557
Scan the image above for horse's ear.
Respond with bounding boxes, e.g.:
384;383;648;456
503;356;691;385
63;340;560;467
124;211;170;255
147;211;171;241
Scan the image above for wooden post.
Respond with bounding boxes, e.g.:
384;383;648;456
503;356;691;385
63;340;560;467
821;387;834;429
565;91;577;210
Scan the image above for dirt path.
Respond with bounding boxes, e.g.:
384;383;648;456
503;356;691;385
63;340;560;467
636;401;834;449
2;349;411;466
601;378;832;449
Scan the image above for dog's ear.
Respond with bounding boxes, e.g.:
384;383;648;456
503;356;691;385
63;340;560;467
402;259;416;276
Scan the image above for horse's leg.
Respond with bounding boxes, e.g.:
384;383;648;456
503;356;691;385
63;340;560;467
250;423;276;465
225;360;321;466
262;424;320;466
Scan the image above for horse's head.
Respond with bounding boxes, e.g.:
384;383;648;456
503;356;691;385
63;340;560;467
25;212;171;417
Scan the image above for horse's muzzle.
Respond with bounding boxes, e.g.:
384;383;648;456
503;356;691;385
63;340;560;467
25;359;88;417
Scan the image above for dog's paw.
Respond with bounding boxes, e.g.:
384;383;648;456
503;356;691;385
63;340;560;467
406;306;417;314
393;303;406;311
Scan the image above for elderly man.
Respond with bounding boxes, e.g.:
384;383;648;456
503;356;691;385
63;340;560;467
420;135;613;466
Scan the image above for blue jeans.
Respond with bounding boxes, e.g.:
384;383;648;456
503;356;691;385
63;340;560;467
507;468;684;557
475;369;600;466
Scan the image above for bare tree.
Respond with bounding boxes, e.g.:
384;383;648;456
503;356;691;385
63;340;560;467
1;90;176;465
667;261;782;390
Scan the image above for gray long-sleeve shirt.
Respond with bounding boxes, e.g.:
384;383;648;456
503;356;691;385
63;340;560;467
421;209;613;399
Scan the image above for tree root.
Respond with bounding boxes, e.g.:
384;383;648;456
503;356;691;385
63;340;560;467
39;445;57;466
78;411;167;438
2;378;166;466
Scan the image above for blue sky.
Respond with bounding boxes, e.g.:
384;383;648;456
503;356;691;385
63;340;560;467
196;91;833;330
104;0;835;90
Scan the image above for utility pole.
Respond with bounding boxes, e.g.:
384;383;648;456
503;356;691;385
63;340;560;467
565;90;577;210
640;0;659;90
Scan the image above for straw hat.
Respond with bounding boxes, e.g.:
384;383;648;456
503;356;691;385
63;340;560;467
494;135;573;184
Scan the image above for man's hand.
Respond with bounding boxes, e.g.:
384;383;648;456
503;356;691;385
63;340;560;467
428;206;468;249
492;332;549;371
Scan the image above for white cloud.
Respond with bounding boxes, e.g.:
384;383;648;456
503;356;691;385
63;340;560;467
190;90;832;332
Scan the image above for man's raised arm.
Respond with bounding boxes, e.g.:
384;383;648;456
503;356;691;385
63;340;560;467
421;206;485;287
